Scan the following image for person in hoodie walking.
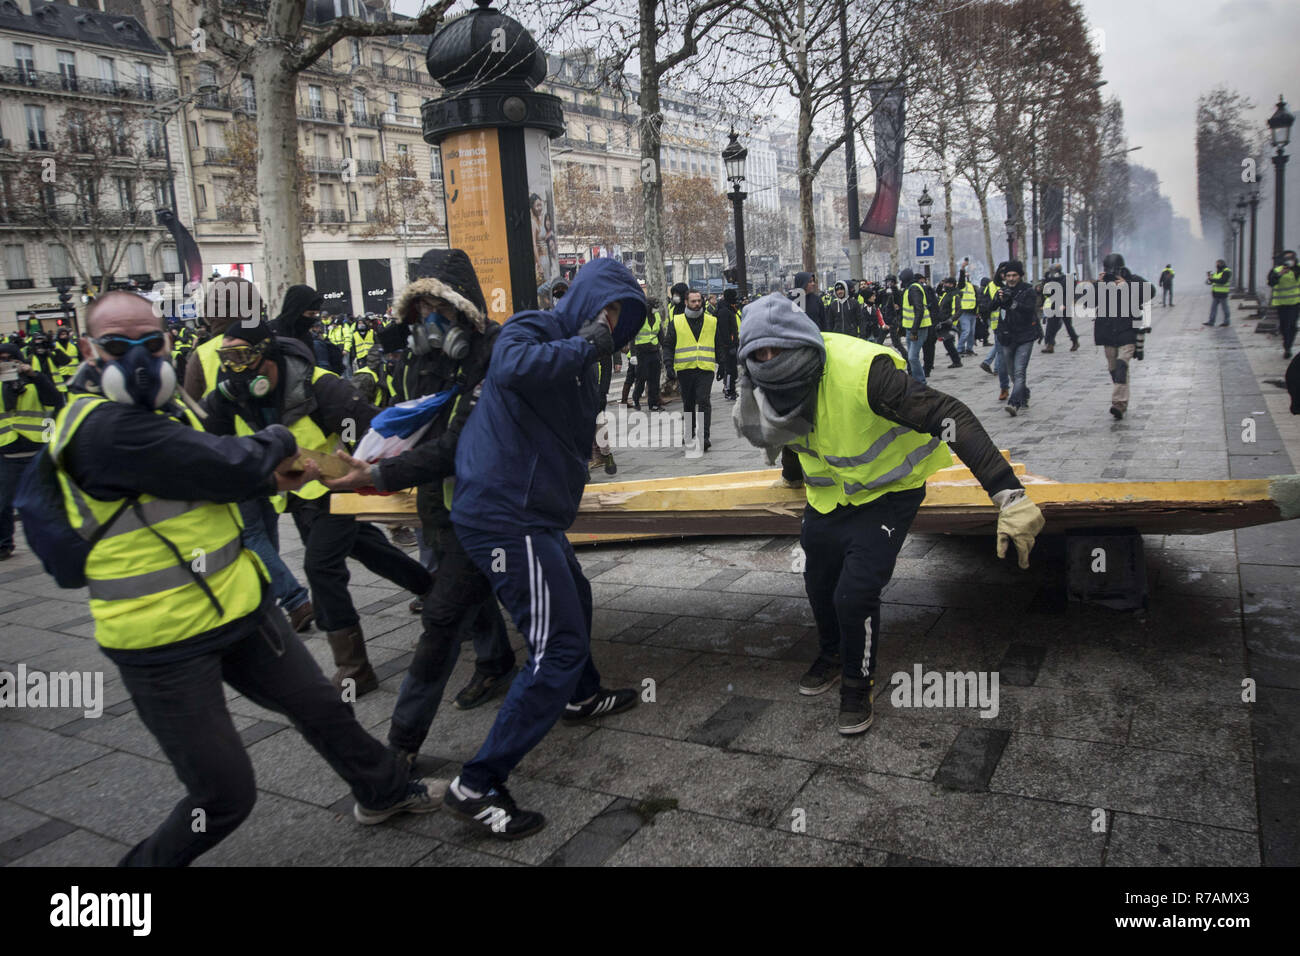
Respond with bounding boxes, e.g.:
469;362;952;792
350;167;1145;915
201;317;431;697
994;260;1042;416
732;293;1044;735
828;281;861;337
442;257;645;839
793;272;828;332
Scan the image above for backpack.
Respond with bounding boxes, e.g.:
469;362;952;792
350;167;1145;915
15;444;133;589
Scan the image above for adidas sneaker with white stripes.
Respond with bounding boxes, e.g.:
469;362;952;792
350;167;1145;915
561;687;638;723
443;777;545;840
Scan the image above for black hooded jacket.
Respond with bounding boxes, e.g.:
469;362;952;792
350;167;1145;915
272;285;325;348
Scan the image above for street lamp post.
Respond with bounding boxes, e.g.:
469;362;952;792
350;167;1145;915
722;129;749;298
1232;209;1246;292
1247;189;1260;297
1267;96;1293;261
918;186;933;280
1004;216;1016;264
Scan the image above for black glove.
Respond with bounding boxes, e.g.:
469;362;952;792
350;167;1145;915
715;366;724;381
578;319;614;358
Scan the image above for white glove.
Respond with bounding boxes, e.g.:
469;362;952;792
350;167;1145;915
993;490;1045;570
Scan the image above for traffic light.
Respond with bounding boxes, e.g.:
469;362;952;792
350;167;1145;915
58;285;72;309
723;268;737;284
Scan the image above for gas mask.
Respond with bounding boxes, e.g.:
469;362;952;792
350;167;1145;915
442;324;470;361
215;342;273;402
411;310;469;360
96;333;177;409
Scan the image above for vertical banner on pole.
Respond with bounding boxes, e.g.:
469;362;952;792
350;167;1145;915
861;81;906;238
1042;185;1063;260
441;128;513;325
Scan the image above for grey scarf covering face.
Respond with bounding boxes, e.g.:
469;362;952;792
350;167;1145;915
732;347;823;464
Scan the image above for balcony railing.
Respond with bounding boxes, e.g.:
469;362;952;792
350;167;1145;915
205;147;233;165
378;64;437;87
307;155;344;174
558;136;607;152
351;111;380;128
196;91;231;109
215;204;258;223
380;111;420;128
318;207;346;223
49;275;76;288
27;134;50;151
354;159;381;176
298;105;345;124
0;65;176;103
6;278;35;290
222;0;268;15
365;207;382;222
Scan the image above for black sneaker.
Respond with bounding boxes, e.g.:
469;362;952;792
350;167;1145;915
353;777;445;825
979;361;993;375
562;687;638;722
798;655;841;696
838;679;875;735
1109;404;1124;420
453;667;516;710
444;777;545;840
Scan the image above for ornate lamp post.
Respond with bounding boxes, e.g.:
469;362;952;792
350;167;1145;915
1231;207;1247;292
1246;189;1260;297
1267;96;1293;261
722;129;749;297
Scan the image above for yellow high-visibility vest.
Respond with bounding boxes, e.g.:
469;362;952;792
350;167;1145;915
672;312;717;371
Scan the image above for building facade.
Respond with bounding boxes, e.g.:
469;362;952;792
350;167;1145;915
0;0;193;332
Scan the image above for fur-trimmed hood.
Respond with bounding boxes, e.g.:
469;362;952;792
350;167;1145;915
392;248;487;332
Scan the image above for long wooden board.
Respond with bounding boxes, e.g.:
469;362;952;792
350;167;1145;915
330;460;1299;540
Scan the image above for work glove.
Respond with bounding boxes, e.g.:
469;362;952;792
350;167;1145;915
715;366;725;382
579;318;615;358
993;491;1045;570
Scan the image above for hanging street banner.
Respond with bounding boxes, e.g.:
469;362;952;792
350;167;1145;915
861;81;906;238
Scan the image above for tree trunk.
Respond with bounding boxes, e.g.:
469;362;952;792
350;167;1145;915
975;185;994;278
639;0;667;309
255;50;305;314
943;177;955;278
796;0;816;272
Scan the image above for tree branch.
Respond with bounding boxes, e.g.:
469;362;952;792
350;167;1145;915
198;0;254;61
292;1;457;73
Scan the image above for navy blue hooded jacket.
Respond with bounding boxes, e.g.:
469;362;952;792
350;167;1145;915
451;257;646;533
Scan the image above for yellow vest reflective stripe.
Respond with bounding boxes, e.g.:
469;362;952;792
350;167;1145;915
983;281;1001;330
197;336;224;395
795;334;953;513
959;282;977;311
353;330;375;358
52;395;265;651
634;313;661;346
54;341;79;379
672;312;717;371
0;386;55;447
1272;267;1300;306
231;367;336;505
1211;269;1231;294
900;283;931;329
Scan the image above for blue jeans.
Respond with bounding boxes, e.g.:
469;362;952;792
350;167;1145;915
905;326;930;384
0;454;33;550
1207;295;1230;325
984;341;1010;390
1000;340;1034;408
957;312;976;353
239;498;310;611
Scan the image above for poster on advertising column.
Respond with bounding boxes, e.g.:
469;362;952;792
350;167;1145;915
524;127;560;289
441;129;512;325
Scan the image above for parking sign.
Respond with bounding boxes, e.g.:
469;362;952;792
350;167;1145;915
915;236;935;261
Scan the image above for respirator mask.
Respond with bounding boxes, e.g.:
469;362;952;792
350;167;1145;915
216;341;273;401
411;304;469;360
94;332;177;409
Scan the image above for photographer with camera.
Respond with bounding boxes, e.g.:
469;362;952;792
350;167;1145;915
1203;259;1232;327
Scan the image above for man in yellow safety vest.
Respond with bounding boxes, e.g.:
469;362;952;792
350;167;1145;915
663;288;717;450
732;292;1044;735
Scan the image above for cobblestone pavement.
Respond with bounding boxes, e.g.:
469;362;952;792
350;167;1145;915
1;291;1296;867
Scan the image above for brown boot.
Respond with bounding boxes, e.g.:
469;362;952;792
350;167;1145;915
289;601;314;633
326;626;379;698
1041;344;1054;353
998;388;1009;401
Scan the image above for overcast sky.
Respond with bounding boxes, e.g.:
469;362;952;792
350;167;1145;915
397;0;1296;240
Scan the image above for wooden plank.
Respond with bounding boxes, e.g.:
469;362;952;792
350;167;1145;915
330;466;1297;539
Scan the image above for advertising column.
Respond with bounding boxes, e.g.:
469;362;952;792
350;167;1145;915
440;129;513;325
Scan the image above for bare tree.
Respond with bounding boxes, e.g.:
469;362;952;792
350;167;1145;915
360;152;442;242
1197;86;1264;255
553;162;610;266
19;108;162;288
197;0;455;307
224;118;315;226
662;173;728;278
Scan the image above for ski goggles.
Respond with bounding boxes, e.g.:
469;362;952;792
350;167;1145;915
91;332;168;357
216;342;269;372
